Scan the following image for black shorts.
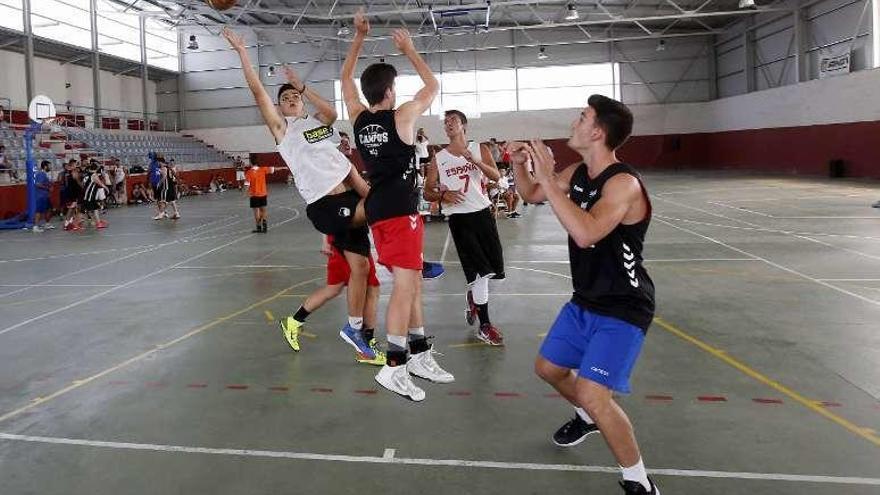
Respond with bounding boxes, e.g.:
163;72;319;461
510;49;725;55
250;195;268;208
448;207;505;284
158;185;177;202
82;199;99;212
419;157;430;165
306;190;369;256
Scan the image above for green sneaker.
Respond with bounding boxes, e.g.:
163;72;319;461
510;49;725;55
279;317;302;352
355;338;386;366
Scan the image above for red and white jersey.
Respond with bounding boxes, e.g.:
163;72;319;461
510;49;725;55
435;141;491;215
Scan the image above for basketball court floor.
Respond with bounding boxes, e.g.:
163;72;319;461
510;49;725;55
0;172;878;494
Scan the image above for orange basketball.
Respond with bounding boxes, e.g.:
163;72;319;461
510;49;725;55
206;0;237;10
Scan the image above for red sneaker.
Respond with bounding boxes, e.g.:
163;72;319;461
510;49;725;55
96;220;108;229
465;290;477;326
476;323;504;346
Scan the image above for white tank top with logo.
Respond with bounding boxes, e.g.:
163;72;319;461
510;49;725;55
276;115;351;204
435;141;491;215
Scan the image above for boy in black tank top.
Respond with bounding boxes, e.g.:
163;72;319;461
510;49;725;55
341;11;453;401
509;95;659;495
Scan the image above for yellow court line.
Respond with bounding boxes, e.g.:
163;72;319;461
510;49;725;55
653;316;880;448
300;331;318;339
0;278;321;425
264;310;275;322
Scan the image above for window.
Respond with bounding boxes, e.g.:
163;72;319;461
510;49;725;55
332;62;620;119
0;0;23;32
32;0;92;50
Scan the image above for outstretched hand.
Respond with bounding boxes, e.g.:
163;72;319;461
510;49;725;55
354;10;370;36
391;28;415;54
527;139;556;184
282;65;304;91
222;27;245;52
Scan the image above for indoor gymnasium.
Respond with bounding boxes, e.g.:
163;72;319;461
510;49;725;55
0;1;878;494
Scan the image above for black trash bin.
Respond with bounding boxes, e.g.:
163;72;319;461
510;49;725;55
829;159;845;178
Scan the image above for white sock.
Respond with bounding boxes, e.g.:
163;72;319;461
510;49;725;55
470;275;490;305
387;334;408;350
621;458;650;491
348;316;363;330
575;407;594;424
408;326;425;338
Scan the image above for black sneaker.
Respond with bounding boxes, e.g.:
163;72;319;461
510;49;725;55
552;415;599;447
619;478;659;494
262;219;268;232
252;225;263;233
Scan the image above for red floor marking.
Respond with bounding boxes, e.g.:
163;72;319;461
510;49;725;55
225;385;249;390
186;383;208;389
494;392;523;398
311;387;333;393
818;401;842;408
543;393;563;398
355;389;378;395
697;396;727;402
645;395;674;401
268;386;289;392
145;381;167;388
448;391;472;397
752;398;783;404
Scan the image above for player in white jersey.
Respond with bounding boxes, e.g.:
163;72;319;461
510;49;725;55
224;28;383;365
424;110;506;346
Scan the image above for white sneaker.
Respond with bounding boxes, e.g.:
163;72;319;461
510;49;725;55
375;364;426;402
44;224;55;230
31;225;44;232
153;212;167;220
407;347;455;383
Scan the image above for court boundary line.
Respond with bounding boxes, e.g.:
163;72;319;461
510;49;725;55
509;264;880;448
0;212;302;338
0;432;877;486
0;276;321;424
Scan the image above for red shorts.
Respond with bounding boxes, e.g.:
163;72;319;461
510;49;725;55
327;247;380;287
370;214;424;271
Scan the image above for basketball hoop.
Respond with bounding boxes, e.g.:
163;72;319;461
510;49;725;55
28;95;57;124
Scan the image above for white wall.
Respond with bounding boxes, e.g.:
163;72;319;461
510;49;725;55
0;49;157;114
186;66;880;153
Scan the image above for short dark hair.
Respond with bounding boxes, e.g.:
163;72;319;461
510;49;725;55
361;63;397;106
277;83;299;101
444;109;467;126
587;94;633;150
40;160;50;169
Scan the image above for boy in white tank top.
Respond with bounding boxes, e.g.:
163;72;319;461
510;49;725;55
425;110;506;346
224;28;384;366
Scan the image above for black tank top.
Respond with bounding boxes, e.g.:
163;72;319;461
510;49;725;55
567;163;655;331
353;110;418;223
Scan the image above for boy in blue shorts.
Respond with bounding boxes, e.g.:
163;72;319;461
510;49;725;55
509;95;658;495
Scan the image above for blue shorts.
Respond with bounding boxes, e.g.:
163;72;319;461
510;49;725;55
539;302;646;393
36;197;51;214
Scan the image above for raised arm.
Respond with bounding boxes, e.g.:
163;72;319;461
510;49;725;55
341;11;369;123
223;28;286;144
393;30;439;144
282;65;338;125
465;143;500;182
508;141;575;203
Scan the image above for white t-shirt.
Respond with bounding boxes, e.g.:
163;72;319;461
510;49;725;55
435;141;492;215
415;138;430;160
276;115;351;204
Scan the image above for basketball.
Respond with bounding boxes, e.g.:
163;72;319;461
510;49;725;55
206;0;237;10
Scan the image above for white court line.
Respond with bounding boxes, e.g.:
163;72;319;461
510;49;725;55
817;279;880;282
439;230;452;262
0;433;877;486
442;259;756;265
0;211;302;338
653;218;880;308
655;198;880;262
0;216;245;299
176;265;323;270
0;244;159;264
654;215;880;241
0;284;119;288
707;202;880;220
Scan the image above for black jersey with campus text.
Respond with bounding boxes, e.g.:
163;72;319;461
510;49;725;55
567;162;655;331
353;110;418;223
